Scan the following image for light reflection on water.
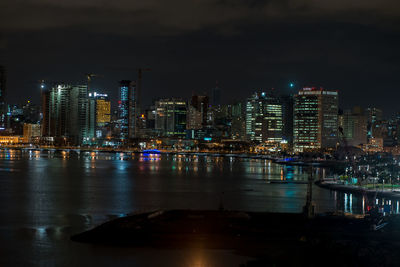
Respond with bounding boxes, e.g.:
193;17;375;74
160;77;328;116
0;149;399;266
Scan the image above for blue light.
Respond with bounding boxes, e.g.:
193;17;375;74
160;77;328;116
143;149;161;154
289;83;294;88
204;137;212;141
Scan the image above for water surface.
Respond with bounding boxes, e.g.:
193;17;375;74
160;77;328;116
0;149;389;266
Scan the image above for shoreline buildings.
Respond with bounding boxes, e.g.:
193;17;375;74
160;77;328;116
245;92;283;143
41;84;89;145
118;80;135;140
293;87;338;152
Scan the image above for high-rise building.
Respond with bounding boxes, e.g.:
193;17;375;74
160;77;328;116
339;107;367;146
211;83;221;106
280;95;294;144
41;83;89;145
365;107;383;140
245;92;283;143
155;98;187;137
293;87;338;152
69;85;88;144
41;82;51;137
230;101;245;140
187;105;203;130
187;95;208;129
49;84;71;139
88;92;111;140
118;80;135;140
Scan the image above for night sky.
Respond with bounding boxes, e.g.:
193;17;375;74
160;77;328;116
1;0;400;116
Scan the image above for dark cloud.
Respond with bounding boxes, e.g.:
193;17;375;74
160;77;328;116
1;0;399;35
1;0;400;116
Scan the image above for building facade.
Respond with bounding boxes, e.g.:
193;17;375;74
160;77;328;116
88;92;111;141
339;107;367;146
23;123;41;143
118;80;135;140
293;87;338;152
188;95;208;129
245;92;283;143
41;83;89;145
155;98;187;137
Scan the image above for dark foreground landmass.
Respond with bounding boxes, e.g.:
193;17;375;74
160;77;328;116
72;210;400;266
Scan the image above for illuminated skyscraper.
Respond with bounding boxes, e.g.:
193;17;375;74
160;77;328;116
69;84;89;144
293;87;338;152
49;84;71;139
40;81;50;137
118;80;135;140
155;98;187;137
41;83;89;145
88;92;111;140
245;92;283;143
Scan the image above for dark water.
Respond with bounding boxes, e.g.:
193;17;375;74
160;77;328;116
0;149;393;266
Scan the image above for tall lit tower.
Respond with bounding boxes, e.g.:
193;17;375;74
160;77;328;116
88;92;111;140
293;87;339;152
40;80;51;137
245;91;283;143
118;80;135;140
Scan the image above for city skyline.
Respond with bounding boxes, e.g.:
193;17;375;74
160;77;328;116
1;1;400;115
2;2;400;266
0;73;398;119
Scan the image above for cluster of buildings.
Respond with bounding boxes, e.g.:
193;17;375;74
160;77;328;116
0;65;398;154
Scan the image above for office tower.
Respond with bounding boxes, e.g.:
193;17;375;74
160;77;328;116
187;105;202;130
280;95;294;144
339;107;367;146
293;87;338;152
155;98;186;137
211;83;221;106
187;95;208;129
245;92;283;143
41;81;51;137
69;85;89;144
118;80;135;140
365;107;383;139
49;84;71;139
0;66;6;129
88;92;111;140
230;101;245;140
40;83;89;145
